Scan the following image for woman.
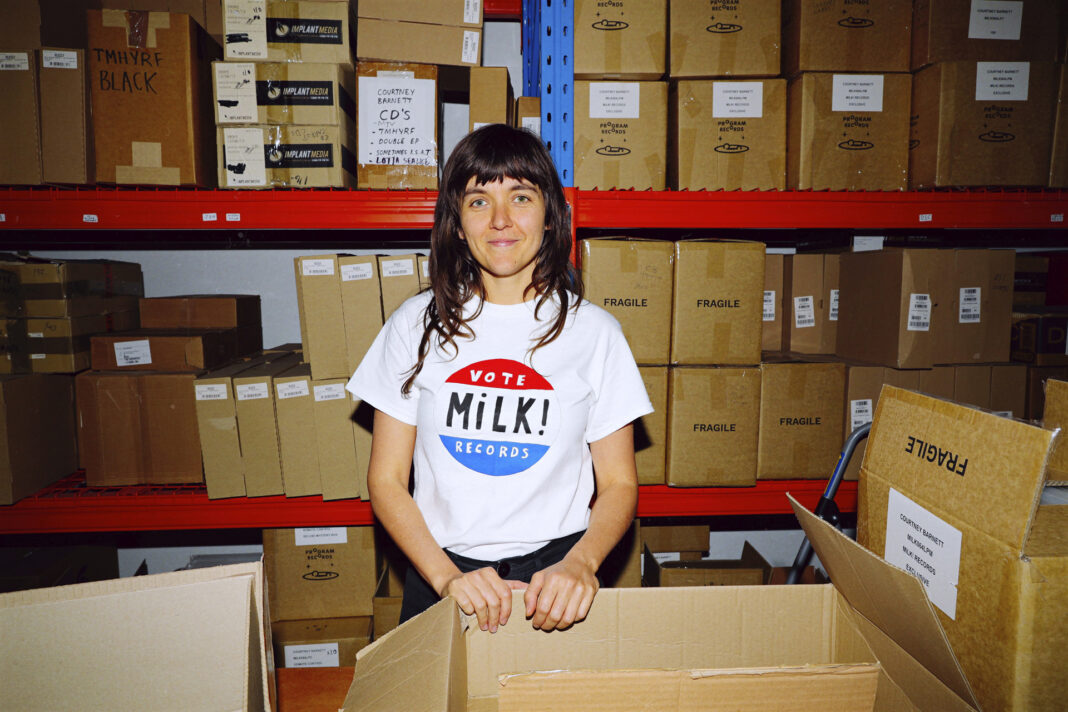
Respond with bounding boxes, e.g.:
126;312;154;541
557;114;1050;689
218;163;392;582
346;124;651;633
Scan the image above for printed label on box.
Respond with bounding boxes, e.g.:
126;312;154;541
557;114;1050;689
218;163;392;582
832;75;884;112
462;30;480;64
464;0;482;24
794;296;815;328
652;552;681;564
850;399;873;431
195;384;229;401
224;0;268;59
0;53;30;71
285;643;339;668
589;83;640;119
712;82;763;118
763;290;776;322
223;128;267;187
907;293;931;332
381;259;415;277
421;259;430;278
28;332;44;339
42;50;78;69
276;380;311;399
829;289;840;322
968;0;1023;40
215;63;258;123
884;488;962;619
358;76;436;166
853;236;884;252
959;287;981;324
113;340;152;367
341;263;373;281
295;527;348;545
975;62;1030;101
473;122;491;130
31;354;45;360
236;382;270;401
266;18;342;45
521;116;542;136
314;384;347;402
302;258;335;277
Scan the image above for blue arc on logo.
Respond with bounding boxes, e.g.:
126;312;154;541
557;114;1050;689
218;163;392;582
440;436;550;476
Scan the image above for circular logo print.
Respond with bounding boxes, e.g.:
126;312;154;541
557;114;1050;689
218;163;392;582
302;570;339;581
436;359;559;477
592;19;629;31
706;22;742;33
267;86;282;101
274;23;290;37
979;131;1015;143
268;148;284;163
596;145;631;156
714;143;750;154
838;139;874;151
838;17;874;28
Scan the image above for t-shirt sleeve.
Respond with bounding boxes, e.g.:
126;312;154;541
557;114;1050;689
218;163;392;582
345;308;420;425
585;324;654;443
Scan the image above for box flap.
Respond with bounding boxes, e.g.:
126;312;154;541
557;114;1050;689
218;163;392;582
790;496;977;710
1024;503;1068;557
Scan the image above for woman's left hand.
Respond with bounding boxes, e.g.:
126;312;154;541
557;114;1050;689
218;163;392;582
523;554;599;631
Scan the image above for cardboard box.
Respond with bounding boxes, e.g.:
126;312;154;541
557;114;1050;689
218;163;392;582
574;0;665;79
1026;364;1068;419
0;545;117;594
634;366;667;485
1051;65;1068;187
219;122;357;188
378;254;421;319
670;240;765;365
223;0;351;63
264;526;377;621
88;10;217;186
274;363;321;498
787;72;911;191
0;0;103;51
212;61;355;126
757;361;845;480
23;310;139;373
1011;310;1068;366
947;249;1014;364
342;499;984;712
273;616;373;668
669;0;780;78
313;377;361;501
90;329;236;372
0;320;30;375
357;0;482;27
910;61;1059;188
857;386;1067;712
101;0;207;31
843;365;926;481
670;79;786;191
1014;254;1048;308
295;254;346;381
356;18;480;67
339;255;384;375
783;253;839;355
469;66;514;132
666;366;761;487
372;568;403;641
356;61;438;190
0;374;77;504
0;257;143;318
836;249;955;369
579;237;674;365
600;520;641;588
76;371;203;485
952;363;1027;417
139;294;262;354
641;524;710;556
1043;378;1068;480
231;353;300;496
0;562;273;712
762;252;785;353
643;542;772;587
912;0;1062;71
782;0;912;76
39;48;92;185
0;50;42;185
515;95;540;135
768;565;829;586
416;254;430;291
574;80;668;190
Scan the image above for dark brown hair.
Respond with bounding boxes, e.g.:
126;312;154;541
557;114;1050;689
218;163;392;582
402;123;581;394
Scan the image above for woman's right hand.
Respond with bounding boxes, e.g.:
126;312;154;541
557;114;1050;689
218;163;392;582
440;567;527;633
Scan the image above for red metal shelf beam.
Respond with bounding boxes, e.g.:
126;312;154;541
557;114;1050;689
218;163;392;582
636;481;856;519
484;0;522;20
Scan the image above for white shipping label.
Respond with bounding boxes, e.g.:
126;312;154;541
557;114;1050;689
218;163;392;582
884;488;963;620
215;63;257;123
959;287;981;324
829;289;840;321
295;527;348;545
907;293;931;332
28;332;44;339
712;82;763;118
236;382;269;401
589;82;640;119
853;236;885;252
850;399;873;431
975;62;1029;101
223;128;266;187
285;643;339;668
42;50;78;69
521;115;542;136
421;259;430;278
461;30;480;64
464;0;482;24
652;552;681;564
794;296;816;329
472;122;491;131
358;76;437;167
31;353;45;360
763;290;776;322
381;259;414;277
113;340;152;367
302;258;335;276
831;75;884;112
195;384;229;401
314;384;346;402
968;0;1024;40
276;380;311;399
0;53;30;71
340;263;373;281
224;0;268;59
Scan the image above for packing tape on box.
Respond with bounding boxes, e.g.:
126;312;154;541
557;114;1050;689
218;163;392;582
705;245;725;280
792;438;812;475
606;32;622;77
619;243;639;273
102;9;169;48
604;162;621;191
643;152;661;188
115;142;182;185
787;365;809;401
715;31;739;73
714;323;732;356
678;126;697;188
705;370;728;403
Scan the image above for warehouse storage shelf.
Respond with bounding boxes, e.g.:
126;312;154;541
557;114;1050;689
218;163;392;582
485;0;522;20
1;187;1066;232
0;471;856;534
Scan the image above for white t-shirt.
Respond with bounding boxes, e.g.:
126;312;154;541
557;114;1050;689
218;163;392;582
346;291;653;560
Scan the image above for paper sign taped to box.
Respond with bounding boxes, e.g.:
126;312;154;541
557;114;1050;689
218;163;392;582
358;76;435;166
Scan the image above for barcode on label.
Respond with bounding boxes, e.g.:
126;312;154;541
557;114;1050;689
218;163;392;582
195;384;229;401
303;259;335;276
850;398;874;431
907;293;931;332
794;295;815;329
763;290;776;322
113;340;152;366
829;289;839;321
236;382;269;401
276;381;311;399
959;287;981;324
796;318;815;327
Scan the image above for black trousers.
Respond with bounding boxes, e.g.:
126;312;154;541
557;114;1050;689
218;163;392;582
398;530;587;624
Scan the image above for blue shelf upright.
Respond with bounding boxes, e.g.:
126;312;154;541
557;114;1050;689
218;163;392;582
524;0;573;187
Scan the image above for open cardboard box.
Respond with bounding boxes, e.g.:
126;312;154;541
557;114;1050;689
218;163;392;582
0;561;274;710
341;501;979;711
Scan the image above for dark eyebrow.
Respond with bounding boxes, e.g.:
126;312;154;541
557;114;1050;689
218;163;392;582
463;179;538;198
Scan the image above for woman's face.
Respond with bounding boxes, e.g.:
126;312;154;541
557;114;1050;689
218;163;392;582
458;175;547;302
